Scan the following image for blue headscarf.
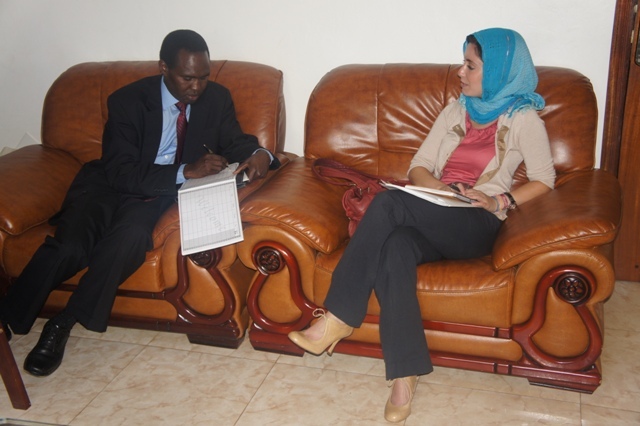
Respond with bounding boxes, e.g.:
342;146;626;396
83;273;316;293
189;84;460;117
459;28;545;124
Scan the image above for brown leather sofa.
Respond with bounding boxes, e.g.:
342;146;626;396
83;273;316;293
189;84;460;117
236;64;622;392
0;60;294;348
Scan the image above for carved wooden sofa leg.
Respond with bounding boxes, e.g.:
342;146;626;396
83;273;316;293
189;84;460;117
167;249;244;349
247;241;314;356
0;322;30;410
512;266;603;393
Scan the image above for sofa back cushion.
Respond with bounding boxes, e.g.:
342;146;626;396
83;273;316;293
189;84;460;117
42;60;286;164
304;64;597;183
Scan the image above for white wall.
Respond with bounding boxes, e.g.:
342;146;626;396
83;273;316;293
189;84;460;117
0;0;615;163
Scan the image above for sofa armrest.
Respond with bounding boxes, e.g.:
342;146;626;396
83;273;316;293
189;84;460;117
236;152;296;202
492;170;622;270
0;145;81;235
240;157;350;254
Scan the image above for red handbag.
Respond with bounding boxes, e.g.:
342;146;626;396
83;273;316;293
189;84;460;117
312;159;408;236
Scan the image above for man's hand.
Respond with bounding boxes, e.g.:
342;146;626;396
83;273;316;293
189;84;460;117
183;154;229;179
235;150;270;181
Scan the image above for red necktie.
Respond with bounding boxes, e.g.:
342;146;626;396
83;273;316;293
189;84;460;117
174;102;187;164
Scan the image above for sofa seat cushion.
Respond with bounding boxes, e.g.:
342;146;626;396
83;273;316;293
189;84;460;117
314;247;515;329
415;258;515;328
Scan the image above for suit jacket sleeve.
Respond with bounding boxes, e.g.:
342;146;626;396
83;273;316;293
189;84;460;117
182;83;262;166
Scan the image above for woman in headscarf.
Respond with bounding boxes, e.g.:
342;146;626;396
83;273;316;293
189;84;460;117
288;28;556;423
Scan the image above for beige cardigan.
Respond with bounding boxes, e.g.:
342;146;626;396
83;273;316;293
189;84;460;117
408;102;556;220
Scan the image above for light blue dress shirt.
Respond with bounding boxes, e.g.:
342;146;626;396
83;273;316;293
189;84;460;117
154;77;273;185
155;77;188;184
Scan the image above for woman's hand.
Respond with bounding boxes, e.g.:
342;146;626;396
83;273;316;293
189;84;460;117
457;186;498;212
459;181;552;213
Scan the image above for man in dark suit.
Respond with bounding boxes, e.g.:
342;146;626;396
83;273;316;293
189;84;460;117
0;29;278;376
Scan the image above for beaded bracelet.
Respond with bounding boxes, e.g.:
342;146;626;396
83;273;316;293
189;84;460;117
491;195;501;213
499;193;509;210
491;193;517;213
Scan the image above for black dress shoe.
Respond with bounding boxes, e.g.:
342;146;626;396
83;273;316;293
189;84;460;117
24;321;72;376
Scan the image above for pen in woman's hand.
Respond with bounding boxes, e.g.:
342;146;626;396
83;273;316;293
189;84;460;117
203;144;214;154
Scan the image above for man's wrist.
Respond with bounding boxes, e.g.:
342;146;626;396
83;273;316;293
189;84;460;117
253;148;273;164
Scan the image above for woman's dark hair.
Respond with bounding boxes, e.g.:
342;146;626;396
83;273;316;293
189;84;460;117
466;35;482;59
160;29;210;69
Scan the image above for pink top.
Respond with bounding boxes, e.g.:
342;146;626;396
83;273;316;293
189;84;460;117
440;114;498;186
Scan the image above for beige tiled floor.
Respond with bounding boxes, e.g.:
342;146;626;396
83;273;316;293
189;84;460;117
2;281;639;425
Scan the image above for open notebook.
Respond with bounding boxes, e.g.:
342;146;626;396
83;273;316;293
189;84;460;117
178;163;247;255
381;182;480;208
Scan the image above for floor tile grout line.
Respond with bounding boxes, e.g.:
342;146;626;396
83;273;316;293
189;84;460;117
233;354;282;425
418;378;584;407
603;325;640;333
579;397;640;414
64;341;149;426
233;357;397;425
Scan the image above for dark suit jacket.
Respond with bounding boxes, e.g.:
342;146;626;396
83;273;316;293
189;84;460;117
56;75;279;219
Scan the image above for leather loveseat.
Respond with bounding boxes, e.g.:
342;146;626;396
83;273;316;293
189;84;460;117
236;64;622;392
0;60;294;348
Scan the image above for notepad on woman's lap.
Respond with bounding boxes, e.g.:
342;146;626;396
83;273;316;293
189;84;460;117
381;182;480;208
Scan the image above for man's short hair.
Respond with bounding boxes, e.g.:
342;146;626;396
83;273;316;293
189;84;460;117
160;29;210;69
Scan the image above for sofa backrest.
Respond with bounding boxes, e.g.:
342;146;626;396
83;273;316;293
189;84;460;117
42;60;286;164
304;64;597;183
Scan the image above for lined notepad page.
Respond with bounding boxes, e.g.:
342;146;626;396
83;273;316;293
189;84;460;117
178;164;244;255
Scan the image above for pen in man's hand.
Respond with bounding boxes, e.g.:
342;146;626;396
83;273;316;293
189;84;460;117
203;144;230;169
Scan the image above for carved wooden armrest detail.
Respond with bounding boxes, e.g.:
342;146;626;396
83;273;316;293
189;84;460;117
247;241;318;333
512;266;601;371
165;249;235;327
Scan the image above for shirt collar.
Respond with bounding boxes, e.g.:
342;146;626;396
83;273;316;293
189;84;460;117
160;76;180;111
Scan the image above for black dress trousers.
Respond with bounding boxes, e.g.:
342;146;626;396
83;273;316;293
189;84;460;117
2;163;174;334
324;190;502;380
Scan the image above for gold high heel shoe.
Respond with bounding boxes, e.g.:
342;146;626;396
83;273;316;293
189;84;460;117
384;375;418;423
288;309;353;355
